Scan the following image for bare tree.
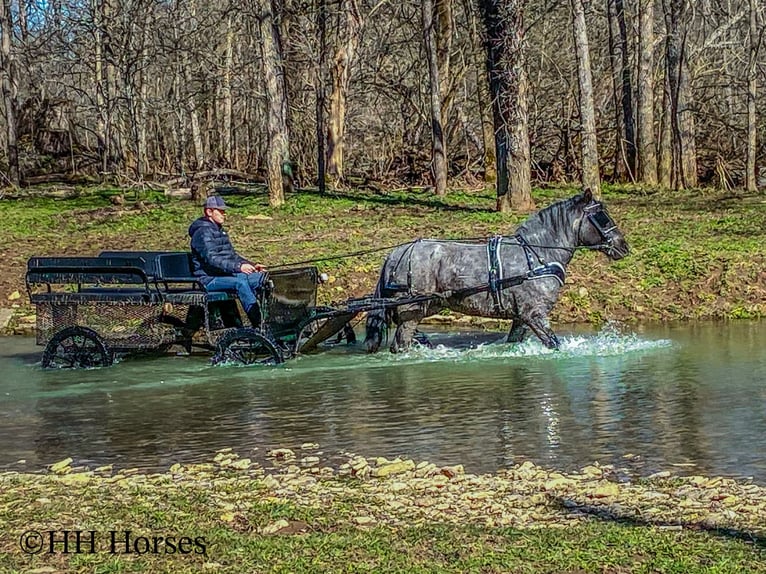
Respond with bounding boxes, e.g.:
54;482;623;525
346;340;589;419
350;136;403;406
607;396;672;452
570;0;600;195
479;0;534;212
637;0;657;184
607;0;635;181
423;0;448;195
257;0;291;206
0;0;19;185
326;0;362;184
662;0;697;189
746;0;760;192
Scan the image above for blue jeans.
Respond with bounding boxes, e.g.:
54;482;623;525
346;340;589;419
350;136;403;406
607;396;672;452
204;272;266;312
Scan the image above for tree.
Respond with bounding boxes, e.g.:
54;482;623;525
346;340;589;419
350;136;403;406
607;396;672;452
606;0;635;181
326;0;362;184
422;0;448;195
256;0;291;206
479;0;534;212
637;0;657;184
746;0;760;192
0;0;19;185
570;0;600;196
662;0;697;189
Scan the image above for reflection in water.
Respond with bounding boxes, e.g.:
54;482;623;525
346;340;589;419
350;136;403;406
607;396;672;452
1;321;766;482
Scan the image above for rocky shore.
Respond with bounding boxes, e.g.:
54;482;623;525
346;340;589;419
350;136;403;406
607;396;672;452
3;447;764;537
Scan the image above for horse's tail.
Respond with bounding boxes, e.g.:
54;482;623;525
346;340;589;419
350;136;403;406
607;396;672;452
364;262;390;353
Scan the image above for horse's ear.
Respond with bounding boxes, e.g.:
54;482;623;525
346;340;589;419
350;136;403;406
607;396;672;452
581;188;593;204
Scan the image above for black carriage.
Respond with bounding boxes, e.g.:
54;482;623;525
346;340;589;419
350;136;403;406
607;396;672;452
26;251;363;369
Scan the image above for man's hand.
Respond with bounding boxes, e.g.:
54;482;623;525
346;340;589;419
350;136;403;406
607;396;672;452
240;263;267;274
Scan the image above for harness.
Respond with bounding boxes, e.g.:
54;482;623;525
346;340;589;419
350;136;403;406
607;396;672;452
486;234;566;313
383;235;567;312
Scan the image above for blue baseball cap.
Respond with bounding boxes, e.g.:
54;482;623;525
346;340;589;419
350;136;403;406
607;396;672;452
204;195;228;210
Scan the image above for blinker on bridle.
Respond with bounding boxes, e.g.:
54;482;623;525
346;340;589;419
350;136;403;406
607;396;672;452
584;202;617;240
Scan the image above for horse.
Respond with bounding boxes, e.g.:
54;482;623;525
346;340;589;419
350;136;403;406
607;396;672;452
364;189;629;353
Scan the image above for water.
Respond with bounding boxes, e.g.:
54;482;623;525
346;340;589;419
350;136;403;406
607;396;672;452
1;321;765;482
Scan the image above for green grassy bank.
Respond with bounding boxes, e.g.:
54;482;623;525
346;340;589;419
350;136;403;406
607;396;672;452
1;184;765;333
2;451;766;573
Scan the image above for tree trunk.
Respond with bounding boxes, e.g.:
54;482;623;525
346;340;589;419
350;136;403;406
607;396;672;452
658;70;673;187
637;0;657;184
607;0;635;181
221;14;234;167
93;0;107;175
570;0;600;197
258;0;290;207
436;0;453;132
326;0;361;184
423;0;448;196
467;0;495;182
0;0;19;185
663;0;697;189
746;0;759;192
479;0;533;212
316;0;327;193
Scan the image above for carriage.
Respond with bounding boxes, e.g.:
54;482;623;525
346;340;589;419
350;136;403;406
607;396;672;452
26;251;369;368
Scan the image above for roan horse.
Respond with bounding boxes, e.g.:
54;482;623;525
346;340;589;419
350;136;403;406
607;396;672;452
364;190;629;353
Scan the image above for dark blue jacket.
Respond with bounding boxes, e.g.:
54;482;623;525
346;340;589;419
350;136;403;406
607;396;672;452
188;217;247;285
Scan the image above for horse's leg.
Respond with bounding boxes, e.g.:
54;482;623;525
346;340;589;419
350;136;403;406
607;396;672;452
506;320;528;344
413;330;433;348
391;319;421;353
524;315;561;350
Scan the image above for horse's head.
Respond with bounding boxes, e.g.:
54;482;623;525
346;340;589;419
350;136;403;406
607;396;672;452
576;189;630;260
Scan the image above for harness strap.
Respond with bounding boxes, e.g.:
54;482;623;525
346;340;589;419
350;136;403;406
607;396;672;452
487;235;505;313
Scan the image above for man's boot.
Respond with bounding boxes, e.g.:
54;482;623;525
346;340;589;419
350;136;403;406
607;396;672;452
246;304;262;329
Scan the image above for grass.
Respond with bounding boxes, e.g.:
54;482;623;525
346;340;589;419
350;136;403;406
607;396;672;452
2;464;766;574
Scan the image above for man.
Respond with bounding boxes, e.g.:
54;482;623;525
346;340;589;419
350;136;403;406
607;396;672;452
188;195;267;327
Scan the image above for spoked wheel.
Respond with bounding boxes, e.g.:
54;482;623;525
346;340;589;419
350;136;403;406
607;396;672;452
212;328;284;366
42;326;114;369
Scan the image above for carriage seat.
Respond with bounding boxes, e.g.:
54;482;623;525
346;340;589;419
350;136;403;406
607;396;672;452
97;251;235;301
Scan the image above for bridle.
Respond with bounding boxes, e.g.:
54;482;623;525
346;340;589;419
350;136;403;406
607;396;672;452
579;201;621;256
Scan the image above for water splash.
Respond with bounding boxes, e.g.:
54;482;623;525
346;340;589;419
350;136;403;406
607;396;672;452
369;322;673;366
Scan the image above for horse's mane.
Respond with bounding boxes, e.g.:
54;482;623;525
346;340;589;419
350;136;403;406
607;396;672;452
515;194;582;239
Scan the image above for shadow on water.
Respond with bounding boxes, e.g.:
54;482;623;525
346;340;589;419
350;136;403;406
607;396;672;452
2;321;766;482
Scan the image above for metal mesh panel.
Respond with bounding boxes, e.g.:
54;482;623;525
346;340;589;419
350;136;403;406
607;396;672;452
36;301;182;350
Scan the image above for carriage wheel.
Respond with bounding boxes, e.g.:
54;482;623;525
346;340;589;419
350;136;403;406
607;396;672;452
42;326;114;369
212;328;284;366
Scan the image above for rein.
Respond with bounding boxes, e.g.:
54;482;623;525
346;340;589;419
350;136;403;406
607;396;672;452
272;237;607;269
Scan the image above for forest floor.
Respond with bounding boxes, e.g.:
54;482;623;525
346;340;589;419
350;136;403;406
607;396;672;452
1;183;765;334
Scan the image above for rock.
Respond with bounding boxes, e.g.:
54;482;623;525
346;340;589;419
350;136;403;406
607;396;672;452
374;460;415;477
50;457;73;474
261;519;290;534
439;465;464;478
353;516;375;525
544;477;577;491
581;465;603;478
590;482;621;498
0;309;13;330
300;456;320;466
648;470;672;480
300;443;319;450
229;458;252;470
267;448;295;460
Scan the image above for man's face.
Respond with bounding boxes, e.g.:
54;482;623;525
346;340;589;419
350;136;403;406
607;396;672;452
206;207;226;225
